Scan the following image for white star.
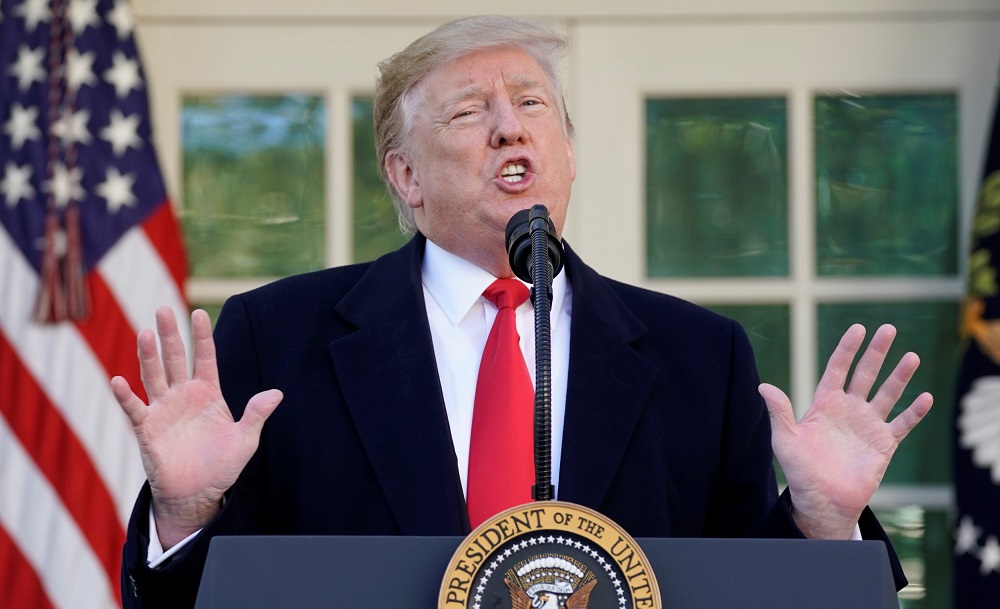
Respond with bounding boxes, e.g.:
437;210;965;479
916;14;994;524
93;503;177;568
3;103;42;149
956;515;982;555
66;49;97;92
45;163;85;207
106;0;136;39
14;0;52;32
982;536;1000;575
104;51;143;98
96;167;136;213
66;0;100;34
52;109;93;147
99;109;142;156
1;162;36;208
8;44;46;92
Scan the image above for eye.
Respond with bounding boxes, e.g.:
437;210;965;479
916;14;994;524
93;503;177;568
519;98;547;112
451;106;481;121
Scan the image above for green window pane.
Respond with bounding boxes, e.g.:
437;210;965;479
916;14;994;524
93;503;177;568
815;94;958;277
705;304;791;487
352;97;409;262
817;302;960;484
646;98;789;277
181;95;326;277
875;506;952;609
704;304;790;392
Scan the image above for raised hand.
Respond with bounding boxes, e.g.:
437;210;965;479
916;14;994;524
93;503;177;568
110;307;283;549
758;324;933;540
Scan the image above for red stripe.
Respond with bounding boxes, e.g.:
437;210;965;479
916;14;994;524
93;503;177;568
76;271;148;405
0;333;123;606
0;525;57;609
142;200;188;303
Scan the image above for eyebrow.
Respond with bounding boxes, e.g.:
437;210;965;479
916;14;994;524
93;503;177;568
442;74;548;110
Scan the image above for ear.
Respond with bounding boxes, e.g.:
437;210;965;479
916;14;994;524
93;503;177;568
565;139;576;182
385;150;423;209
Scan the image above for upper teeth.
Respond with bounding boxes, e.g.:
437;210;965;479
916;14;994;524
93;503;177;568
501;163;526;182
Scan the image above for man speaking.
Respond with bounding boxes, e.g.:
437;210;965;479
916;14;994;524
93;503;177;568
111;15;933;609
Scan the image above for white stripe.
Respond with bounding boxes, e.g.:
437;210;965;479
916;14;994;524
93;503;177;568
0;416;119;609
0;227;145;525
99;224;189;345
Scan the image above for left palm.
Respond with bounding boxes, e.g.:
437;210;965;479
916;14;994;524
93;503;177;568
759;324;933;539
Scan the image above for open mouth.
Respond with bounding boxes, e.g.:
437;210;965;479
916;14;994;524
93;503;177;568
500;162;528;183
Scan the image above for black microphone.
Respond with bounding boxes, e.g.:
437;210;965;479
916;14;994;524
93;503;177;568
505;206;564;286
504;204;563;502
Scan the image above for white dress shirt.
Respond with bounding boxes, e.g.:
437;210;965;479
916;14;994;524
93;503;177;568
421;240;571;497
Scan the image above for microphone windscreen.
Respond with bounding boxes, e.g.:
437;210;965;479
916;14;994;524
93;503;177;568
505;209;534;283
505;205;564;284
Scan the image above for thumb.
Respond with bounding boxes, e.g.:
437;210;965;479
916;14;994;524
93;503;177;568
237;389;284;439
758;383;796;436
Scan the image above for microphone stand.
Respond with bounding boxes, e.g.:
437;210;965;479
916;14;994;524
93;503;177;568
529;207;555;501
506;205;563;502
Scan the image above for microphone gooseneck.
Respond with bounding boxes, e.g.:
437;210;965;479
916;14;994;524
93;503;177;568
505;205;564;503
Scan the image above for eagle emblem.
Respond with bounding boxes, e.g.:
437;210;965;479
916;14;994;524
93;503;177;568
503;555;597;609
959;375;1000;483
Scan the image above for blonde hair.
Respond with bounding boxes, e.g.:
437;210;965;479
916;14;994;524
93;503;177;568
374;15;573;234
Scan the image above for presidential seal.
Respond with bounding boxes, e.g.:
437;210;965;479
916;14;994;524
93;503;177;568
439;502;660;609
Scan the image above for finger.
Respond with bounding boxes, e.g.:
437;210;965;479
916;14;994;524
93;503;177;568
845;324;896;399
868;351;921;417
237;389;284;440
190;309;220;385
817;324;866;393
110;376;148;428
888;392;933;441
137;327;168;399
759;383;796;436
156;306;190;386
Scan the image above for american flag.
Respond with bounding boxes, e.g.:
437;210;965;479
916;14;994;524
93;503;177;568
0;0;187;607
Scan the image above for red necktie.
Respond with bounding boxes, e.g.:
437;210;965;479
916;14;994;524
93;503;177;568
466;279;534;528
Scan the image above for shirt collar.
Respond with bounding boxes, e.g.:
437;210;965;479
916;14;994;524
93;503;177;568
421;239;568;327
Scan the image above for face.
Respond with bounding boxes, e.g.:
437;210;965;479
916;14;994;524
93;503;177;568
385;47;576;277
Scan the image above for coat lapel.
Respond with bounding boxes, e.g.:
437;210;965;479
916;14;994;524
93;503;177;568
557;245;657;510
328;236;469;535
325;237;656;531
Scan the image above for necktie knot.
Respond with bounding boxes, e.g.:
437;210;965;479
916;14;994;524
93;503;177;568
483;278;529;311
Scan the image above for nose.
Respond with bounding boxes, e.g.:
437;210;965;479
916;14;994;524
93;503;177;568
490;101;525;148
